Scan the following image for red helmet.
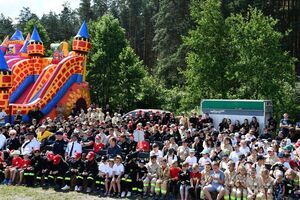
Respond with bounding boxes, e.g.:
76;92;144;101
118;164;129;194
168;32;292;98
86;151;95;161
73;152;82;160
47;152;54;161
53;155;62;165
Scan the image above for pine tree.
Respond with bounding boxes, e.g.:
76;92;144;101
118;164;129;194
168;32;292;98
153;0;192;88
79;0;93;21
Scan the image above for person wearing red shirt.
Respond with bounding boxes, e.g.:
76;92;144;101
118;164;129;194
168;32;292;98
19;153;32;186
3;150;22;185
190;163;202;200
169;160;181;199
93;135;105;153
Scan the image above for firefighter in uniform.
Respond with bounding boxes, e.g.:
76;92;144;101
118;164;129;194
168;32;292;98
77;151;98;193
224;161;236;200
155;158;170;197
30;148;45;186
42;151;55;188
121;154;138;197
143;154;160;196
48;154;69;190
61;152;83;191
136;159;147;196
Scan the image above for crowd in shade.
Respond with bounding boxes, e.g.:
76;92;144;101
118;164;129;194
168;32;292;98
0;104;300;200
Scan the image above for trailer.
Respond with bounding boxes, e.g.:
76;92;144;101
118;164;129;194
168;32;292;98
200;99;273;134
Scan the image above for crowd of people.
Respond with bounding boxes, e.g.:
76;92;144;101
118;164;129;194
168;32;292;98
0;105;300;200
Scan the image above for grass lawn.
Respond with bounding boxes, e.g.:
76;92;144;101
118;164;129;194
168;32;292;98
0;185;116;200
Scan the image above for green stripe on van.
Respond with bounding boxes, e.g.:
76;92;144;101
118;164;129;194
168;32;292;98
202;100;264;110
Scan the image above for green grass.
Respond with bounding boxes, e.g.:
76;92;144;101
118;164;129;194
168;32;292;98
0;186;114;200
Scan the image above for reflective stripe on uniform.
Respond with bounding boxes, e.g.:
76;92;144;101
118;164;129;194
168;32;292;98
65;177;71;180
161;189;167;194
36;177;42;180
87;177;94;180
57;176;64;180
132;187;137;191
126;179;132;182
48;175;54;179
76;176;83;179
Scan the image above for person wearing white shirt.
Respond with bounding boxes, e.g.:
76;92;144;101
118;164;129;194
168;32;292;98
164;148;178;166
95;156;109;191
150;143;163;162
198;149;212;169
133;124;145;142
185;149;197;167
105;159;114;195
0;108;7;126
21;133;40;155
239;140;250;156
65;134;82;159
229;144;242;164
112;156;124;195
0;130;6;150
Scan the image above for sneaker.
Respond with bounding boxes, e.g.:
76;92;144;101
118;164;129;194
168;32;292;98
126;191;131;197
7;180;12;185
86;187;92;193
74;185;79;191
121;191;126;198
78;186;82;192
1;179;8;185
61;185;70;191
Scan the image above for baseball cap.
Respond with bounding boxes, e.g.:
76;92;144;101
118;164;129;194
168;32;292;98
267;147;274;152
278;152;284;158
55;131;63;135
201;149;210;154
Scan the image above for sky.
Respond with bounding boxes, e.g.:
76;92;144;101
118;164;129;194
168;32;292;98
0;0;81;23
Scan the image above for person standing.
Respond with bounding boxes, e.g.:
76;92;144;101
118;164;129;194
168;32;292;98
280;113;292;138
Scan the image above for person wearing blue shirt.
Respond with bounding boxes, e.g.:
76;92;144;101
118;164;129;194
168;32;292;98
107;137;122;158
203;161;225;200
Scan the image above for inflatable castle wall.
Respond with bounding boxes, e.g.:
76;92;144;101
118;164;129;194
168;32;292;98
0;22;91;122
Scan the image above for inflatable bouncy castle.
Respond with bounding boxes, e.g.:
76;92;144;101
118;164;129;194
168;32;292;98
0;22;91;122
